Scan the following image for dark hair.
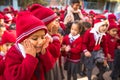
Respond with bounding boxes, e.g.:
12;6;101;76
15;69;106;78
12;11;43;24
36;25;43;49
71;20;85;35
70;0;80;4
82;21;92;29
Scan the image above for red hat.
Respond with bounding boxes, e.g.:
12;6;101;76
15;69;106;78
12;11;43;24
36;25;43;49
108;19;118;30
94;15;109;30
108;13;116;20
30;4;57;25
89;10;96;16
16;11;47;43
1;30;16;45
103;10;108;14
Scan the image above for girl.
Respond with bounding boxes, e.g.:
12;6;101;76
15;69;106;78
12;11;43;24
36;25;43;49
4;11;55;80
30;4;62;80
61;20;84;80
0;30;16;80
103;19;118;80
82;15;109;80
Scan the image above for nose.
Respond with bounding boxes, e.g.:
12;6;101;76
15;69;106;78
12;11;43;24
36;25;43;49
37;38;43;46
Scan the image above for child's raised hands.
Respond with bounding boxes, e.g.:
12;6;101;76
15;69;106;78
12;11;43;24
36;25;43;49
41;36;50;55
22;39;36;57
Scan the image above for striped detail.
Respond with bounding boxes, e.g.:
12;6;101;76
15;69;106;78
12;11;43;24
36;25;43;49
68;59;80;63
15;43;26;58
42;13;57;23
16;25;47;42
52;36;60;41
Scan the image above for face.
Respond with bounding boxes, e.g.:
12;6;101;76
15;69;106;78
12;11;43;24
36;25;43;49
70;23;80;36
47;18;59;33
2;43;14;54
108;28;118;37
72;3;80;11
99;24;108;33
27;30;46;53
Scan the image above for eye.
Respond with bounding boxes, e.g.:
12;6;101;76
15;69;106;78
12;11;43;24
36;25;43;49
32;37;38;40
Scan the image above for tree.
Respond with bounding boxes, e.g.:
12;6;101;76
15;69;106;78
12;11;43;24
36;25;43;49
19;0;48;8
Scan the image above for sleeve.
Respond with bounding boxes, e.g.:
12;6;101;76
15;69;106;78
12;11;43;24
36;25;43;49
48;34;61;58
4;48;38;80
102;35;109;57
82;30;90;52
0;56;5;75
39;49;55;72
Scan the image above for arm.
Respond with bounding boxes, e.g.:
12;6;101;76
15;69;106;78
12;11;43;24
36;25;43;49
4;48;38;80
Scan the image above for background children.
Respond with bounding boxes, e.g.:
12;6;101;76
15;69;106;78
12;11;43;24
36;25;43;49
61;20;84;80
0;30;16;79
82;15;109;80
103;19;118;80
64;0;83;25
4;11;55;80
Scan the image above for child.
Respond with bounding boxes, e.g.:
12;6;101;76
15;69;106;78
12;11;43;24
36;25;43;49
0;30;16;79
102;19;118;80
30;4;61;80
82;15;109;80
64;0;83;25
61;20;84;80
110;20;120;80
4;11;55;80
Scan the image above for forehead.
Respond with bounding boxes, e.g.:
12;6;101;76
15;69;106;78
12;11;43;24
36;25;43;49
30;30;45;36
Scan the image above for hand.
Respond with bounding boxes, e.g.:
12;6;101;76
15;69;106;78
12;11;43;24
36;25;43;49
103;60;108;67
84;51;91;57
22;39;36;57
65;45;71;52
41;37;50;55
107;53;111;60
61;45;66;51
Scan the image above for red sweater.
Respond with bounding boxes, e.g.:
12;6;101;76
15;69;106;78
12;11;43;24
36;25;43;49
4;45;55;80
82;29;108;54
106;34;117;59
0;55;5;80
62;35;83;62
48;34;61;61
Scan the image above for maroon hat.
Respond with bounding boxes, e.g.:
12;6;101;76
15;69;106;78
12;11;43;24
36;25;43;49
1;30;16;45
108;13;116;20
16;11;47;43
108;19;118;30
30;4;57;25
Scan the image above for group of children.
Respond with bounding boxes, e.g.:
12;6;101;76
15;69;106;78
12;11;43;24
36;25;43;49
0;0;120;80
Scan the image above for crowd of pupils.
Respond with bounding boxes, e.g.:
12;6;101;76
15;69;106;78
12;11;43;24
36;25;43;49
0;0;120;80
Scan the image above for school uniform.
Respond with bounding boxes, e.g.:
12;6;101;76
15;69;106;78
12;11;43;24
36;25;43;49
62;34;83;80
4;11;55;80
0;54;5;80
82;15;109;80
30;4;62;80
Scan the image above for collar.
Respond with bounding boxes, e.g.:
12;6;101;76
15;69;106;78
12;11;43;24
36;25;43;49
68;33;80;40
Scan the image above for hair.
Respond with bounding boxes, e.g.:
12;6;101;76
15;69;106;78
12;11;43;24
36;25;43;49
71;20;85;35
70;0;80;5
82;21;92;29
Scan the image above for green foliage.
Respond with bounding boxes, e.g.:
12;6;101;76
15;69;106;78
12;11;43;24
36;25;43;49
19;0;48;8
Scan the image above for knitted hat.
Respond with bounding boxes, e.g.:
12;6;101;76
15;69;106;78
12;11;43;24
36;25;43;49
94;15;109;30
108;19;118;30
30;4;57;25
1;30;16;45
108;13;116;20
16;11;47;43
